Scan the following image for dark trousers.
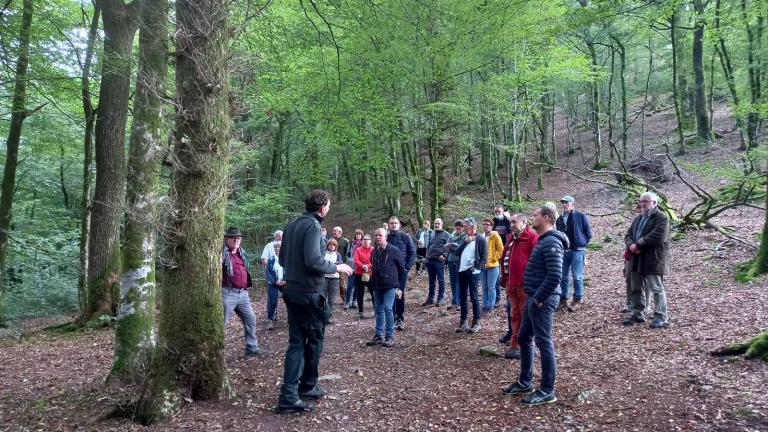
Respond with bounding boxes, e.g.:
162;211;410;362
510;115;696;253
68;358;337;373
426;259;446;303
356;276;373;313
458;269;480;322
393;269;409;321
518;294;559;394
278;290;329;404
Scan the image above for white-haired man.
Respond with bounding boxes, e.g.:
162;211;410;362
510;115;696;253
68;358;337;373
623;191;670;328
261;230;283;266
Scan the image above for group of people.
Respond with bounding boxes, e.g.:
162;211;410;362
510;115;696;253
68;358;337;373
219;188;671;413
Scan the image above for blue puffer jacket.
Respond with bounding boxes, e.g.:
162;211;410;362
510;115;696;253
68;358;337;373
523;229;570;303
387;230;416;270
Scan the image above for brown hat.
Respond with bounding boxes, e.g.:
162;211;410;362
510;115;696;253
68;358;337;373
224;227;245;238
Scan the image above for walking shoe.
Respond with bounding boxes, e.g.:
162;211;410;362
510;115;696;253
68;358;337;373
455;320;469;333
498;332;512;344
366;336;383;346
395;319;405;331
649;317;669;328
382;337;395;347
623;313;646;326
555;297;568;311
421;300;434;307
504;347;521;359
350;301;358;309
569;298;582;311
276;399;314;414
620;304;631;313
358;311;367;319
447;304;454;310
468;320;481;333
245;347;268;358
501;381;533;395
521;389;557;405
299;386;326;400
266;319;275;330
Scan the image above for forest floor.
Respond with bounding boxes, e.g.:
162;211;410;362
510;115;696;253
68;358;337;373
1;102;767;431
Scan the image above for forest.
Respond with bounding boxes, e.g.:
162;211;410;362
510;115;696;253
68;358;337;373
0;0;766;430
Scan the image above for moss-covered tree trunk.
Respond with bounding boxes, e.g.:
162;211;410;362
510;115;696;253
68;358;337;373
134;0;230;422
110;0;168;381
79;0;139;326
587;42;603;168
77;6;100;313
750;166;768;276
0;0;34;328
669;11;686;155
692;0;712;143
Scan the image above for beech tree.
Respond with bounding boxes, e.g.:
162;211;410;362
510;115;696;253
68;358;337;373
135;0;230;422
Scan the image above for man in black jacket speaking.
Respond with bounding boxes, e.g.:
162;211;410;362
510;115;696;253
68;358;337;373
277;190;353;414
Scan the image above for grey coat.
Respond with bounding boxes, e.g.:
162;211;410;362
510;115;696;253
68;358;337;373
624;208;671;275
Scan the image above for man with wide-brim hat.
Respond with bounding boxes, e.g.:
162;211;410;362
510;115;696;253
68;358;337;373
221;226;266;358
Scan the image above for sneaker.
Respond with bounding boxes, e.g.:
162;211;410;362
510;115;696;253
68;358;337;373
276;399;314;414
395;319;405;331
521;389;557;405
555;297;568;311
245;348;268;358
501;381;533;395
358;312;367;319
366;336;383;346
468;320;481;333
382;337;394;347
421;300;434;307
455;320;469;333
343;304;350;310
266;319;275;330
350;301;358;309
620;304;631;313
649;317;669;328
623;313;646;326
299;386;326;400
498;332;512;344
504;347;521;359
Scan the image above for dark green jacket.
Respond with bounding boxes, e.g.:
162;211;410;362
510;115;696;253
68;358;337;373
279;212;337;293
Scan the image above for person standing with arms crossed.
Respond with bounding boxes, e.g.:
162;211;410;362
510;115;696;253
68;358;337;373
276;190;353;414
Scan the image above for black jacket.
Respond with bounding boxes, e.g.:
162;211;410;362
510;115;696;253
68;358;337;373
523;229;569;303
279;212;337;293
371;243;405;290
426;230;452;260
624;208;670;275
556;210;592;250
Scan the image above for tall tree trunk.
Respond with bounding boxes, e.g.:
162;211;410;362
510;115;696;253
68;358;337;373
78;5;100;312
0;0;34;328
607;48;615;159
135;0;230;422
110;0;168;382
693;0;712;143
587;42;603;168
714;0;746;149
742;0;761;149
749;163;768;275
640;35;653;156
79;0;139;326
610;35;629;160
670;11;686;154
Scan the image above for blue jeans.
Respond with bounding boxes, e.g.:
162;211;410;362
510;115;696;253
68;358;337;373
222;287;259;354
560;250;585;300
426;259;446;303
345;273;357;305
373;288;396;338
518;294;559;394
266;283;280;321
448;261;460;305
458;269;481;322
480;266;500;308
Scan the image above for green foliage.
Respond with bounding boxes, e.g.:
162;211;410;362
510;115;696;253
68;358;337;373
586;242;604;250
226;186;296;252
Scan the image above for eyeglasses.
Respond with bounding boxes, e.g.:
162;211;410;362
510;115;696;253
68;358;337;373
363;237;371;240
374;234;384;237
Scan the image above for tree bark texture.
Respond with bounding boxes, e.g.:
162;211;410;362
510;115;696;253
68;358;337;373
714;0;746;149
587;42;603;168
741;0;762;149
692;0;712;142
78;6;101;311
670;12;686;154
0;0;34;327
81;0;139;326
135;0;230;422
111;0;168;381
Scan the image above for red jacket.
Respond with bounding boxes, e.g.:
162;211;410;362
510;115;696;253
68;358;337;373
353;245;374;275
500;225;539;288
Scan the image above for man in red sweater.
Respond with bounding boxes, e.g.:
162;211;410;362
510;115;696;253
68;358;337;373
499;214;539;359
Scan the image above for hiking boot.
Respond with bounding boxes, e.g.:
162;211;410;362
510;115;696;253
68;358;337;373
498;332;512;344
382;337;394;347
276;399;314;414
266;319;275;330
555;297;568;311
623;313;646;326
468;319;481;333
521;389;557;405
501;381;533;395
366;336;383;346
649;317;669;329
455;320;469;333
395;319;405;331
299;386;326;400
421;300;434;307
504;347;521;359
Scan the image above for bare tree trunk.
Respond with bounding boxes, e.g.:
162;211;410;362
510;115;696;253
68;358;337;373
110;0;168;382
587;42;603;168
78;7;100;312
135;0;230;422
670;11;686;154
0;0;34;327
610;35;629;159
741;0;762;149
79;0;139;326
714;0;747;149
693;0;712;143
640;36;653;156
